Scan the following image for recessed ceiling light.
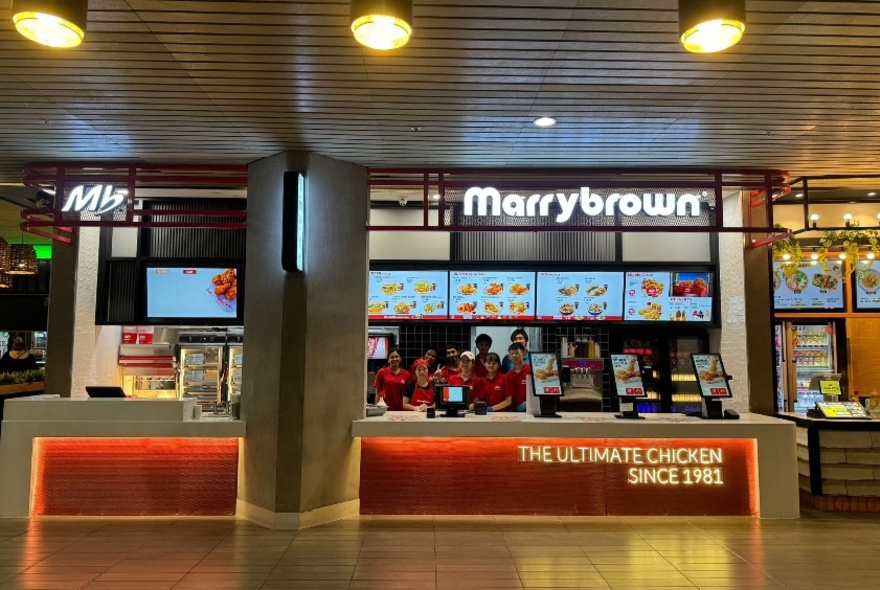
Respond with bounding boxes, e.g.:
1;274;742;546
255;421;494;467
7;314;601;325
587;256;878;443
869;192;876;197
533;116;557;128
795;193;803;198
679;0;746;53
431;194;440;201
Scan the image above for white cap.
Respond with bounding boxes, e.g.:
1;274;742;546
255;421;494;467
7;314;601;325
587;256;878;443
459;351;475;361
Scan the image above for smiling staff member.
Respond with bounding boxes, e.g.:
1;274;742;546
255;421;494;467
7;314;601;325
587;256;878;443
504;342;531;412
473;334;492;378
374;347;410;411
482;352;510;411
410;347;438;377
447;351;485;408
403;359;434;411
434;344;462;384
501;329;531;373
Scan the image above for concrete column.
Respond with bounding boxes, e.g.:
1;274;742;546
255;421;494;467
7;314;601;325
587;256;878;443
239;152;368;529
44;229;121;398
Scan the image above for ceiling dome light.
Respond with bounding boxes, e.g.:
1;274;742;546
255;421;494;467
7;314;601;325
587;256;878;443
811;253;819;261
12;0;87;48
869;252;877;260
679;0;746;53
533;116;557;128
351;0;412;50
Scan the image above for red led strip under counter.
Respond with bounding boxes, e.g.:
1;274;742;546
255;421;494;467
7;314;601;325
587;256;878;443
361;437;757;516
32;438;239;516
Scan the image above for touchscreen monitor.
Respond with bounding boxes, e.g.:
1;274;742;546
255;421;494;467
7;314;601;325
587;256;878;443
530;352;563;396
691;353;733;398
610;354;647;398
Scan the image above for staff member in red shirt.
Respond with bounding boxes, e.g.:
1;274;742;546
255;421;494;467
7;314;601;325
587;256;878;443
373;347;410;411
447;351;485;408
403;359;435;411
434;344;462;384
482;352;510;412
504;342;531;412
473;333;492;378
409;347;438;377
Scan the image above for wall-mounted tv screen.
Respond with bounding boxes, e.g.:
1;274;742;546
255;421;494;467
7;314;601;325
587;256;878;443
536;271;624;321
623;271;713;322
449;271;535;320
146;267;240;320
367;335;391;359
772;262;844;311
368;270;449;320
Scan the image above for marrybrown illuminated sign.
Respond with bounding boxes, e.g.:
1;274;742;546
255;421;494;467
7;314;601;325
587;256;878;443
463;187;704;223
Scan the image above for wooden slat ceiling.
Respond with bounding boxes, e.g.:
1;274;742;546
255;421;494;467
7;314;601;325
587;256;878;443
0;0;878;185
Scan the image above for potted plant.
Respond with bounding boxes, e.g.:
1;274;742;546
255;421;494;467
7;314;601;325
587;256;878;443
0;368;46;396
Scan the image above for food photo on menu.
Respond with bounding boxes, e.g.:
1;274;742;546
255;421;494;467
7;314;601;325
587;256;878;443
772;262;844;310
855;267;880;309
535;272;624;321
367;270;449;320
624;271;670;322
668;272;713;322
449;271;535;320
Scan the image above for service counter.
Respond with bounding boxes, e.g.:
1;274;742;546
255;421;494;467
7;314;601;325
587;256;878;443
353;412;799;518
0;396;245;518
778;412;880;512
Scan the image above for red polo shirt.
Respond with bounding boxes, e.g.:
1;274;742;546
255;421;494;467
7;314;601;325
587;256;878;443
448;373;485;405
504;364;531;408
482;373;508;408
374;367;411;411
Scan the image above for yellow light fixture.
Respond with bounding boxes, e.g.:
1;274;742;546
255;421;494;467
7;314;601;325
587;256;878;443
11;0;87;48
351;0;412;50
7;244;38;275
679;0;745;53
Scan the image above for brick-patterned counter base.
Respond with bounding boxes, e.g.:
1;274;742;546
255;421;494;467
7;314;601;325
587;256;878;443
32;437;239;516
361;437;757;516
801;489;880;512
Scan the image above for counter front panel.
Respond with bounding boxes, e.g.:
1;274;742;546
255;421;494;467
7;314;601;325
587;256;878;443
361;437;757;516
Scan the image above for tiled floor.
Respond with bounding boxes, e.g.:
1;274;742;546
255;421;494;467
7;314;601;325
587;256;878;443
0;512;878;590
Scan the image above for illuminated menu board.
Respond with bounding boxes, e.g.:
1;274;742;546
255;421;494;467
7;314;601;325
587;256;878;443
853;267;880;310
368;271;449;320
536;272;624;321
772;262;844;310
624;271;713;322
449;271;535;320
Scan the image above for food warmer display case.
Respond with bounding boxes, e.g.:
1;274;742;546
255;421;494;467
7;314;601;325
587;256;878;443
225;336;243;402
611;330;708;413
177;333;224;407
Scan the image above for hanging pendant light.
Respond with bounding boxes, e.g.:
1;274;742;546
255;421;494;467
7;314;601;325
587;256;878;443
8;244;38;275
0;272;12;290
351;0;413;50
679;0;745;53
0;238;10;271
11;0;88;48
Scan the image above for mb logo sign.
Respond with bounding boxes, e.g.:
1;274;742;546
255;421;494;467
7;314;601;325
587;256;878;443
61;184;128;215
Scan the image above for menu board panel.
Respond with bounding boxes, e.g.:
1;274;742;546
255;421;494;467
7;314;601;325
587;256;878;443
692;354;733;398
854;267;880;310
772;262;844;310
624;271;713;322
536;272;624;321
368;271;449;320
610;354;646;398
449;271;535;320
